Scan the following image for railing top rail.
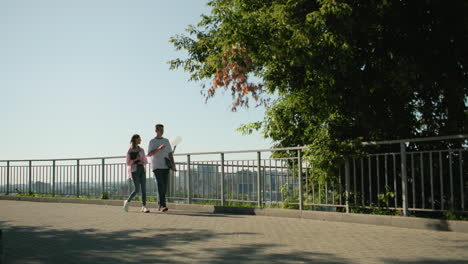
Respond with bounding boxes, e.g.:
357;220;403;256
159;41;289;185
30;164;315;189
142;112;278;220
0;147;309;162
0;134;465;162
0;156;124;163
175;146;309;156
360;134;467;146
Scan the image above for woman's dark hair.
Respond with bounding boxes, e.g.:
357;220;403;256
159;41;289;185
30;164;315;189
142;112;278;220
130;134;140;149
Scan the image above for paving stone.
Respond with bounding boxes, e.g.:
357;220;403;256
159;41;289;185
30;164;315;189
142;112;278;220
0;200;467;264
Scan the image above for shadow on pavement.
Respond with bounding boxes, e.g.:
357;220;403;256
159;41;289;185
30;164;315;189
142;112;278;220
448;239;468;250
202;245;349;264
1;221;349;264
156;210;244;218
426;219;451;232
2;216;467;264
381;258;468;264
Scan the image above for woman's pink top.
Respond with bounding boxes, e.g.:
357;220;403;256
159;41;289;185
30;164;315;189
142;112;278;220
126;147;148;179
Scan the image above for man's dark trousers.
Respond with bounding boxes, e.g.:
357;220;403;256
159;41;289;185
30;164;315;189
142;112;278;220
154;169;169;207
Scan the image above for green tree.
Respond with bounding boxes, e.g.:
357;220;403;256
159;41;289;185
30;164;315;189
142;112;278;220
170;0;468;181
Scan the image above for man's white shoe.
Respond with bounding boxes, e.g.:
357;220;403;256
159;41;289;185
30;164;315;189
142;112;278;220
142;206;150;213
123;200;129;212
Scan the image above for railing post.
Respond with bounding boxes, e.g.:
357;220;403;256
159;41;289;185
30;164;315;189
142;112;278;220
400;142;409;216
6;161;10;195
76;160;80;197
298;149;303;211
345;159;350;213
28;160;32;194
101;158;105;196
52;160;56;197
220;153;225;206
187;155;192;204
257;152;261;207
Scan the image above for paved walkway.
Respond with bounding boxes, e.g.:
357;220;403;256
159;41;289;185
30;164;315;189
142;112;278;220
0;200;467;264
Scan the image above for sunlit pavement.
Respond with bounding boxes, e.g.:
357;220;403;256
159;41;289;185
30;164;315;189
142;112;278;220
1;200;467;264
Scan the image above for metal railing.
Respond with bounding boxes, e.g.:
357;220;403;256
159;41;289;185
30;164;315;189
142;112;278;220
0;135;466;216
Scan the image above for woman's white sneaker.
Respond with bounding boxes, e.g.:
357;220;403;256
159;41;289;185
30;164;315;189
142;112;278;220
123;200;129;212
142;206;150;213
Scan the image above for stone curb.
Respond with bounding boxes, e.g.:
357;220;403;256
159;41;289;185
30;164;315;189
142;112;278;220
0;195;215;213
1;195;467;233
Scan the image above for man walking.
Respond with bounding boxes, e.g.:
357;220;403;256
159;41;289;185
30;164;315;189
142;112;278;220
147;124;176;212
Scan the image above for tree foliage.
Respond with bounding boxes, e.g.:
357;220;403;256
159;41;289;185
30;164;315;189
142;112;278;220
170;0;468;180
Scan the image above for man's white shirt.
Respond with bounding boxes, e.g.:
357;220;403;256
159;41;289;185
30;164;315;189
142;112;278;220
148;137;173;170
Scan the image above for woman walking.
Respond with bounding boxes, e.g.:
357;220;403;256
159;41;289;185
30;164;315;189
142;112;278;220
124;134;150;213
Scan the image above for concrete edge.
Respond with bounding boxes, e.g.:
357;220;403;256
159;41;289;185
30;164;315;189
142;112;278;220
0;195;215;213
298;209;468;233
1;195;467;233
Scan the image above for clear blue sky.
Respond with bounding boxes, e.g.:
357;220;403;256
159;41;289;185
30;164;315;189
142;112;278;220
0;0;271;160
